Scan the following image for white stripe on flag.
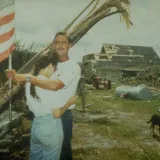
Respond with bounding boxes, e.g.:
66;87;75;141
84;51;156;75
0;0;15;61
0;3;14;18
0;35;14;53
0;21;14;36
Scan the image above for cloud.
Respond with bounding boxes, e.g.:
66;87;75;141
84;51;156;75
14;0;160;61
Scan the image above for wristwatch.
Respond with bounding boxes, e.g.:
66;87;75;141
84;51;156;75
26;74;31;82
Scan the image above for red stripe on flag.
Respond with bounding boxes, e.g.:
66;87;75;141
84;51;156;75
0;28;14;44
0;43;15;62
0;12;15;27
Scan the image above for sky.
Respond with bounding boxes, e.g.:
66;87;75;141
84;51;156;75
14;0;160;62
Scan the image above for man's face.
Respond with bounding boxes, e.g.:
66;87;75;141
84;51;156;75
54;35;71;57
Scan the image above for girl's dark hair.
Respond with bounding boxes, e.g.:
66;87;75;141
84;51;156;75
30;50;58;100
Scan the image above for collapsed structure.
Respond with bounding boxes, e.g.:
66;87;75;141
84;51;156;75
83;44;160;82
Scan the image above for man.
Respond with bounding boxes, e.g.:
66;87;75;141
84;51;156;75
7;32;81;160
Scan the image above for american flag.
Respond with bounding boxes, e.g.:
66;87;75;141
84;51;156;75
0;0;15;62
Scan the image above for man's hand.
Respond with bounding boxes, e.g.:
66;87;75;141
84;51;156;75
6;69;16;79
52;95;78;118
6;69;19;84
52;108;61;118
6;69;27;84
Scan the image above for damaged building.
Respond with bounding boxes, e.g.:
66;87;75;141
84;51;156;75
83;44;160;82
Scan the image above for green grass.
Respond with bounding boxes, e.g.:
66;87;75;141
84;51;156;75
10;85;160;160
72;87;160;160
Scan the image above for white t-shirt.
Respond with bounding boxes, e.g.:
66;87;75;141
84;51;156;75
25;59;81;116
50;59;81;109
25;75;61;117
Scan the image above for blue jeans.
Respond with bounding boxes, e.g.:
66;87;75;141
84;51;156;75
60;110;73;160
30;114;63;160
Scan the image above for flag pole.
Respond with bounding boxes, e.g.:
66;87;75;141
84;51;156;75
9;54;12;121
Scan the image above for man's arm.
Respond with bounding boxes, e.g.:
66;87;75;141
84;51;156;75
30;76;64;91
52;102;70;118
52;96;77;118
13;74;64;91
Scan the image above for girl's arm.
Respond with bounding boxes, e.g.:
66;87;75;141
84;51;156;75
52;96;78;118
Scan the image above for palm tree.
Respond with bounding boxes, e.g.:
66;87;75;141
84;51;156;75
0;0;132;107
